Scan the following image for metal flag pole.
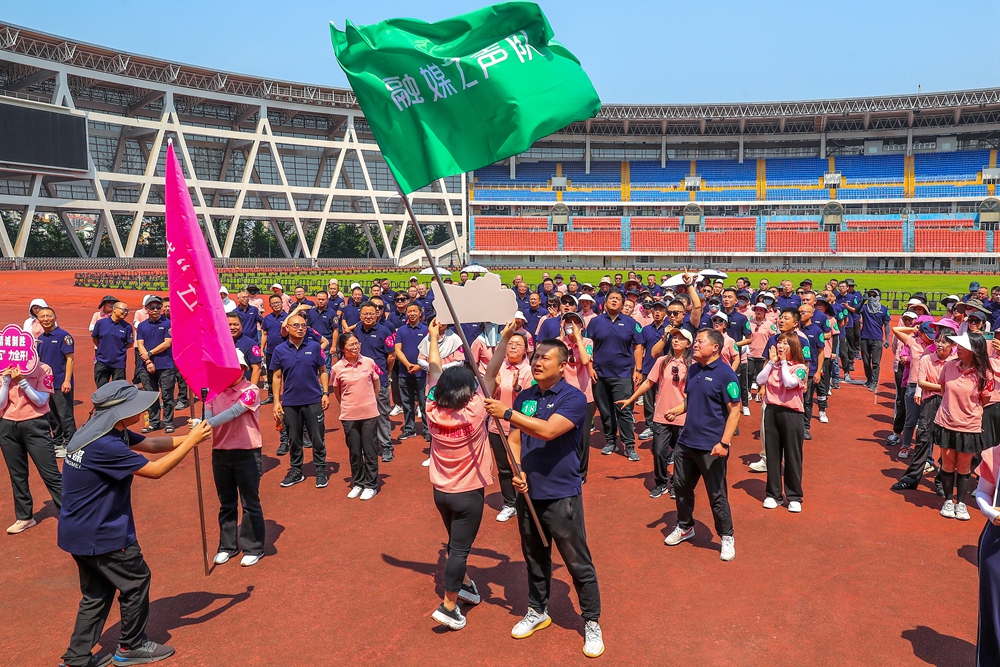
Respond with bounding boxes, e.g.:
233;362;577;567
397;187;548;547
190;387;211;576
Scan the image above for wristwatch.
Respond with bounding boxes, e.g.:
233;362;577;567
503;408;514;421
720;442;731;450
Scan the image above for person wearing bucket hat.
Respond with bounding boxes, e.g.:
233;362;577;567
88;295;117;334
58;381;212;667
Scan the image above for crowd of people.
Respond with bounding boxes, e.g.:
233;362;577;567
3;271;1000;665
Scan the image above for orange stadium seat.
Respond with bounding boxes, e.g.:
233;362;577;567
564;231;621;251
473;216;549;229
630;217;681;230
837;230;903;252
912;218;975;229
474;230;559;251
704;216;756;230
845;220;903;230
631;231;691;252
913;230;987;253
571;217;622;230
695;231;755;252
765;220;820;230
765;231;831;253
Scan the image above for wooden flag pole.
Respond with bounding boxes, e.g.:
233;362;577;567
398;188;548;547
190;387;211;576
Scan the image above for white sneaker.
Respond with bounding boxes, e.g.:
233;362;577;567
638;428;653;440
720;535;736;562
664;526;695;546
955;502;971;521
923;461;936;475
347;485;363;499
818;411;829;424
6;518;36;534
583;620;605;658
788;501;802;513
750;382;758;391
742;405;751;416
749;458;767;473
636;396;643;406
55;446;67;459
496;505;517;523
240;554;261;567
416;407;423;419
389;405;403;416
213;551;232;565
422;457;431;467
940;499;956;518
762;497;779;509
360;488;377;501
511;608;551;639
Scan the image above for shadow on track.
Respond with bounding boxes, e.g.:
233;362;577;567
900;625;975;667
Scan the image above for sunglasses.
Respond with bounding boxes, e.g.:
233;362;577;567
288;323;308;329
667;310;684;316
671;365;680;382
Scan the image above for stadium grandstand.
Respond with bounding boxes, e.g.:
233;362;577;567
3;20;1000;273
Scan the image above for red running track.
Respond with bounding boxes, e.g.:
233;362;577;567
0;272;981;666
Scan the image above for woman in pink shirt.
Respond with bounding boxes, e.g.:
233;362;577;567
890;315;934;460
331;333;381;501
617;328;693;500
748;303;778;401
710;314;740;372
425;318;507;631
487;331;532;522
197;350;266;567
558;312;595;483
756;333;807;512
0;363;62;534
935;332;993;521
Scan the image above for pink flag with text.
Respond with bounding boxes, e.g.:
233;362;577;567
165;141;241;400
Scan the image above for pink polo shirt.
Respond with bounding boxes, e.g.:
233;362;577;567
647;355;687;426
562;336;594;402
987;349;1000;406
634;309;654;328
1;363;53;421
581;311;598;328
488;357;533;435
748;319;778;358
331;356;380;421
720;333;739;367
935;359;989;433
762;362;806;412
426;379;493;493
916;349;948;399
469;338;495;376
88;310;111;333
209;380;262;450
977;445;998;487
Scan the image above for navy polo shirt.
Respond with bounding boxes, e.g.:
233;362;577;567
460;323;481;347
515;291;532;312
776;294;802;311
92;317;134;369
678;358;741;451
261;312;288;355
234;304;262;335
537;317;562;341
136;317;174;370
395;322;428;377
845;292;864;325
523;307;545;338
588;312;643;378
799;321;824;374
860;304;890;341
641;321;667;375
307;306;340;339
58;428;148;556
342;300;363;328
358;323;395;376
724;309;751;345
234;334;262;381
271;339;325;406
329;294;347;313
386;308;408;332
37;326;74;386
512;379;588;500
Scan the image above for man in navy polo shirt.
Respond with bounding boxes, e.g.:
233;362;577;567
271;314;329;489
91;301;134;387
260;295;288;405
515;280;532;312
36;306;76;454
228;312;262;385
484;337;604;658
858;288;891;391
589;289;644;461
234;291;262;341
135;296;175;434
341;284;366;333
386;292;410;331
840;279;864;378
394;302;429;443
776;280;801;311
357;301;397;462
523;293;545;341
663;328;741;562
307;291;341;372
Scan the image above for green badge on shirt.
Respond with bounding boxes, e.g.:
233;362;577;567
726;381;740;400
520;400;538;417
819;333;825;344
427;386;436;402
586;344;593;356
803;345;811;359
795;368;806;380
635;322;642;334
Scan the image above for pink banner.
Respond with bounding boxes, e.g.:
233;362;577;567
165;141;241;400
0;325;38;374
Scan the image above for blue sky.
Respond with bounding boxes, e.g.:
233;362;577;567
7;1;998;104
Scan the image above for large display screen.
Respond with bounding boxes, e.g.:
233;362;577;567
0;99;88;172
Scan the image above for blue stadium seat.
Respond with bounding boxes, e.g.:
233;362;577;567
561;161;621;186
629;160;691;185
696;159;756;186
914;150;990;182
835;154;905;183
766;157;828;185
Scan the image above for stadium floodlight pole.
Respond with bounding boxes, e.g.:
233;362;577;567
396;185;548;547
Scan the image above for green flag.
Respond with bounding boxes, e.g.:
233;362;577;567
331;2;601;194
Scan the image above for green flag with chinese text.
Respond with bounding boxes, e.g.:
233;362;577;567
331;2;601;194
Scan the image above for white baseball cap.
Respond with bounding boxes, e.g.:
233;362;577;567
711;312;729;323
350;283;362;291
409;275;419;282
579;294;595;303
271;283;283;291
220;286;229;296
235;349;248;369
948;332;974;352
514;310;526;321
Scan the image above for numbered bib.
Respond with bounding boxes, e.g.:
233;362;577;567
726;381;740;400
520;399;538;417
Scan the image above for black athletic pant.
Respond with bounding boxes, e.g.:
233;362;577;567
343;417;379;489
641;373;658;431
852;322;862;363
390;362;401;407
673;442;734;537
839;328;854;376
0;417;62;520
899;395;942;485
982;402;1000;452
651;422;681;487
579;402;596;482
861;339;883;385
892;364;906;434
489;431;517;507
817;358;832;411
516;492;601;621
748;357;765;392
62;541;151;667
211;448;265;556
284;402;326;472
803;373;815;431
142;367;176;428
433;487;484;593
48;386;77;446
398;374;426;438
594;376;635;450
763;404;805;502
93;362;125;388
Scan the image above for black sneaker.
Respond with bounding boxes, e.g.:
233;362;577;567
261;396;274;405
649;484;668;499
458;579;481;605
276;442;289;456
668;485;676;499
398;431;416;441
174;401;188;411
431;603;466;630
60;653;113;667
315;469;329;488
601;443;616;456
280;469;305;488
113;640;175;665
625;447;640;462
891;479;917;491
382;446;394;463
803;430;812;441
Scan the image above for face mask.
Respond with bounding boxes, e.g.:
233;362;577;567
868;296;880;306
709;304;720;313
483;323;499;347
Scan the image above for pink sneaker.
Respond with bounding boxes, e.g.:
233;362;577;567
6;518;36;534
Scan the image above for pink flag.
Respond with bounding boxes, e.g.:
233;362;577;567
165;141;241;400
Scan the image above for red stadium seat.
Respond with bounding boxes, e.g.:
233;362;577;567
564;231;621;251
837;230;903;252
631;231;691;252
765;231;831;253
913;218;975;229
765;220;820;230
704;216;756;230
630;217;681;230
913;230;986;252
695;231;755;252
845;220;903;230
473;216;549;230
571;217;622;230
474;230;559;251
